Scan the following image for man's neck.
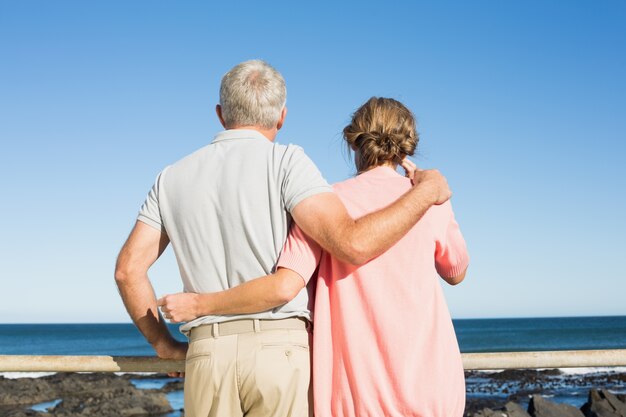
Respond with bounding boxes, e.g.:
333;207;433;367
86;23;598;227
227;125;277;142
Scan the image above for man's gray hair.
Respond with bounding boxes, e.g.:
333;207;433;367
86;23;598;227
219;60;287;129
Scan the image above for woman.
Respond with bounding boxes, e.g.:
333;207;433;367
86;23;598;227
277;97;468;417
161;97;469;417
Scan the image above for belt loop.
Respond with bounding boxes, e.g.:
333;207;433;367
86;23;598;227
253;319;261;333
212;322;220;338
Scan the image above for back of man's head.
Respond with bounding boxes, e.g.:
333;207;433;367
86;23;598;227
219;60;287;129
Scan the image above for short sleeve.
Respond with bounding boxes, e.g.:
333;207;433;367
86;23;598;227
137;169;168;232
276;224;323;284
434;202;470;279
282;146;333;213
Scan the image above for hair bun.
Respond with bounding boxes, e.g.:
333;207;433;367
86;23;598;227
343;97;418;173
379;132;400;154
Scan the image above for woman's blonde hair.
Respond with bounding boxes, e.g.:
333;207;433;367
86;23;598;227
343;97;418;173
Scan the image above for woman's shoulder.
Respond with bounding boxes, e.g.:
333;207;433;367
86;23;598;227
331;177;358;194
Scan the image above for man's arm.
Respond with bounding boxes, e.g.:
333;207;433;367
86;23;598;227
292;169;451;265
158;268;304;323
114;221;187;359
159;168;452;321
158;171;453;320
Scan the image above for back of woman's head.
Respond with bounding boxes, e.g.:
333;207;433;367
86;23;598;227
343;97;418;173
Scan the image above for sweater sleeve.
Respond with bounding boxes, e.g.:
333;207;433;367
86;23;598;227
277;223;322;284
434;202;470;279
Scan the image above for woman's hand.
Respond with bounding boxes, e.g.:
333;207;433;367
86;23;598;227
157;292;203;323
400;157;417;184
401;157;451;205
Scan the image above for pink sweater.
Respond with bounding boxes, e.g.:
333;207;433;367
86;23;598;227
278;166;469;417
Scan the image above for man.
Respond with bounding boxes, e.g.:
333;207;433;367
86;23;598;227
115;60;451;417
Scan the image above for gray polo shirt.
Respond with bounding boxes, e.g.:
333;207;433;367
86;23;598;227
138;129;332;334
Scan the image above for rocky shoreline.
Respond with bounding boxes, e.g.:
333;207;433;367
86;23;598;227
465;369;626;417
0;369;625;416
0;373;182;417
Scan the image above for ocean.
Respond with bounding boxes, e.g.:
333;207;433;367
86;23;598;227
2;316;626;355
1;316;626;415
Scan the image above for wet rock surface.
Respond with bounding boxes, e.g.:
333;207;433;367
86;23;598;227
465;369;626;417
528;394;585;417
581;389;626;417
0;373;172;416
2;369;626;417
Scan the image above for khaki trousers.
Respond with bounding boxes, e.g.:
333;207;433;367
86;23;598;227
184;318;311;417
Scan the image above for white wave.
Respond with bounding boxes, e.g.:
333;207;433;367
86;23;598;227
472;366;626;375
558;367;626;375
114;372;158;376
1;371;159;379
1;372;57;379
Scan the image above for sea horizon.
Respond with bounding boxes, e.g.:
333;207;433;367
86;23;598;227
3;313;626;325
2;316;626;356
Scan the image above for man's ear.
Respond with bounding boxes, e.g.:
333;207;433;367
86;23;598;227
216;105;227;128
276;106;287;130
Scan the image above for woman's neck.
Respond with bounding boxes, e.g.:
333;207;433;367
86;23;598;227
360;161;397;174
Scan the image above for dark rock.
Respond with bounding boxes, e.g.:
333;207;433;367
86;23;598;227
0;373;173;416
467;401;530;417
0;409;48;417
0;377;56;406
504;401;531;417
161;380;184;393
49;387;171;416
466;398;507;416
581;389;626;417
469;407;499;417
529;395;585;417
487;369;562;381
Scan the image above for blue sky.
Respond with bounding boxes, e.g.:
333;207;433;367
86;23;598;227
1;1;625;322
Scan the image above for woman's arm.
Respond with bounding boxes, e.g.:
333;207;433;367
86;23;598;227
158;224;323;323
435;201;470;286
157;268;305;323
442;267;468;286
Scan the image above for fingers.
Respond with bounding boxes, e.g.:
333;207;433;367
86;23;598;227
400;157;418;184
158;295;173;321
400;157;417;174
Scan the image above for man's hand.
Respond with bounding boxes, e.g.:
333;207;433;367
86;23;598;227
153;338;188;359
153;338;188;378
158;293;202;324
412;168;452;205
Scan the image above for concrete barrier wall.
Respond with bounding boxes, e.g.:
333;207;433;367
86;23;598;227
1;349;626;372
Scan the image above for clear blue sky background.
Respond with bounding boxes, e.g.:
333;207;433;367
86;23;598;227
1;1;625;323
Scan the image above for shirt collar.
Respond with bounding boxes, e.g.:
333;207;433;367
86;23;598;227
357;165;402;179
211;129;271;144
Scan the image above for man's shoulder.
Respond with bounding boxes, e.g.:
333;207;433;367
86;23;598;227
271;142;315;168
272;141;304;154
